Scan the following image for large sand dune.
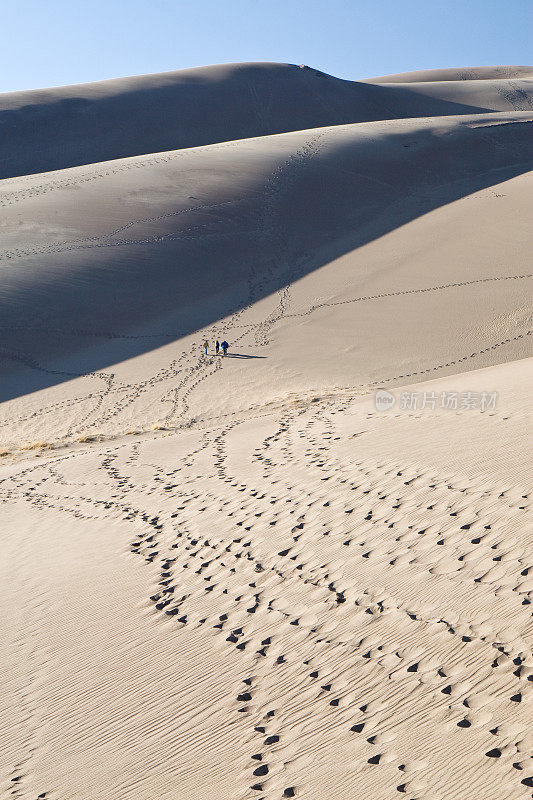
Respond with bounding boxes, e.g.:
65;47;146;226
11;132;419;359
1;111;532;408
1;63;532;800
1;62;532;179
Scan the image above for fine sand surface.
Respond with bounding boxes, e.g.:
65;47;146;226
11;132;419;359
1;63;532;800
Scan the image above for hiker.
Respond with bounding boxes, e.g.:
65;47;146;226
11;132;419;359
203;339;209;355
221;340;229;356
215;340;220;355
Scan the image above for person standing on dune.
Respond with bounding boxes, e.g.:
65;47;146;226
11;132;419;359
216;340;220;355
203;339;209;355
221;340;229;356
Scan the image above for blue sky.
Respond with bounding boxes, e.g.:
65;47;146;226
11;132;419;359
1;0;531;92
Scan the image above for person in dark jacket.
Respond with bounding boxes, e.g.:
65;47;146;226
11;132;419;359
221;340;229;356
215;340;220;355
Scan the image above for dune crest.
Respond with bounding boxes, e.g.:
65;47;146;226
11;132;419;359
366;64;533;82
1;61;532;178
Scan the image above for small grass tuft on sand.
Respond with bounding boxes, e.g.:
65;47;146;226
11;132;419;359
76;433;104;443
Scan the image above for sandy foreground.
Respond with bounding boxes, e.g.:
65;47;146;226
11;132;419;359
1;64;532;799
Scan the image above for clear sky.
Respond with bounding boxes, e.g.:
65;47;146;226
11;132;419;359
1;0;531;93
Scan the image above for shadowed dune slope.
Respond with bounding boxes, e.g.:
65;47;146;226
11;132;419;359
1;61;532;179
0;113;532;389
0;111;532;419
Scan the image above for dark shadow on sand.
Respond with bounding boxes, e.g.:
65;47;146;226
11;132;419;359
222;353;267;359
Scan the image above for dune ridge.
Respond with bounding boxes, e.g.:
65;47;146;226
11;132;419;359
366;65;533;82
1;61;532;179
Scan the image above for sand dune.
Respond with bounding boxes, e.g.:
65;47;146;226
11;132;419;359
366;65;533;82
1;359;532;799
1;62;532;800
0;111;531;408
1;61;532;179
